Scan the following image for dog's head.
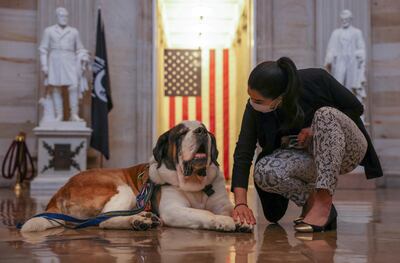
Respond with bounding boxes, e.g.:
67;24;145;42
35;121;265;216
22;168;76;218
150;120;219;191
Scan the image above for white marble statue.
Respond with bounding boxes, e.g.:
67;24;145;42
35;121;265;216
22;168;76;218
325;9;367;109
38;95;56;126
39;7;90;123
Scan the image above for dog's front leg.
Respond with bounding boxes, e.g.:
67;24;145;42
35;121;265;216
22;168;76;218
159;187;236;232
99;212;161;231
160;206;236;232
98;185;160;230
206;174;254;233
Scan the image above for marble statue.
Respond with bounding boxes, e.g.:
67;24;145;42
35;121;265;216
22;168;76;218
38;95;56;126
38;7;90;124
325;9;367;111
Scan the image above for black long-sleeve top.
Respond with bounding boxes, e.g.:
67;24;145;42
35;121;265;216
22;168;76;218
231;68;383;192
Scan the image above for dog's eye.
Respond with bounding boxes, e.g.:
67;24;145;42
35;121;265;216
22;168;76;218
177;129;189;138
179;131;187;137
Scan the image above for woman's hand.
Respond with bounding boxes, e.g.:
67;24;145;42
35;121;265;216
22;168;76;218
297;127;313;147
233;187;256;225
232;204;256;225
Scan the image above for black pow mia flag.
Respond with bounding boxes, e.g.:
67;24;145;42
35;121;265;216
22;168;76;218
90;8;113;160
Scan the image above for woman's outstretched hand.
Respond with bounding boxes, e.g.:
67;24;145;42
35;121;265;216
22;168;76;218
232;204;256;225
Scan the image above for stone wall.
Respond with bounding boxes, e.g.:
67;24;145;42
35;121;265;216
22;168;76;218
370;0;400;185
100;0;154;168
0;0;38;187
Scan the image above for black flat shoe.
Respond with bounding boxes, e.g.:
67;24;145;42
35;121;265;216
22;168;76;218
293;216;304;225
294;204;337;233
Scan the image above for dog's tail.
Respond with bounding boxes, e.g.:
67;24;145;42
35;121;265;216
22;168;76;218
20;216;63;232
21;193;63;232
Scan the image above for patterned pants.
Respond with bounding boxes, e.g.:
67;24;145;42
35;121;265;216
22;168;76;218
254;107;368;206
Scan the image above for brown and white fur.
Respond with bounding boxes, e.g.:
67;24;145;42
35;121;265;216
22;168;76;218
21;121;252;233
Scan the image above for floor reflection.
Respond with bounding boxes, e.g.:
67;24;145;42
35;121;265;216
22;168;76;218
0;188;399;262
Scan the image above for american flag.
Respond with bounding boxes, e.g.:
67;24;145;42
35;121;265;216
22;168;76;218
164;49;201;97
163;48;232;180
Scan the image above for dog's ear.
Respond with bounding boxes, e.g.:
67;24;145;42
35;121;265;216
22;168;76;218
153;130;176;170
208;132;219;166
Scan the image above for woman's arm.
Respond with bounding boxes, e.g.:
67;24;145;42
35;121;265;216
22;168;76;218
231;101;258;192
231;102;257;225
234;187;248;204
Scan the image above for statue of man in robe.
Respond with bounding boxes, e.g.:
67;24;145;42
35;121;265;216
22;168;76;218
325;9;367;112
39;7;89;123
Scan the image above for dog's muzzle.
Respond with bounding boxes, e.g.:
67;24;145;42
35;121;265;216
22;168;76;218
183;140;208;177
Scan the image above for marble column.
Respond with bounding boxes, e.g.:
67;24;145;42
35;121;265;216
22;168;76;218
315;0;378;186
254;0;315;68
99;0;154;167
370;0;400;186
0;1;38;187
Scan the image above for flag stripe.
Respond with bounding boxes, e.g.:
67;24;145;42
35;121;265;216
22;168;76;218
196;96;202;121
176;96;182;124
169;96;175;128
209;49;216;134
223;49;230;180
201;49;210;129
188;97;196;121
215;50;224;178
182;96;188;120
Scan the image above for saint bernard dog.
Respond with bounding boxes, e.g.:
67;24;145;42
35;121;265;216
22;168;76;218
21;121;252;233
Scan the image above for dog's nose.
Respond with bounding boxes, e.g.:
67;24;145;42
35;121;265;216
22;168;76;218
194;127;207;135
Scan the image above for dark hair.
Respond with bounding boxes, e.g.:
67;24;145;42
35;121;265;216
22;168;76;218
247;57;304;129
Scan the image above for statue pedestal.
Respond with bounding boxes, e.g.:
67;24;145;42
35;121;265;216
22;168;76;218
31;121;92;191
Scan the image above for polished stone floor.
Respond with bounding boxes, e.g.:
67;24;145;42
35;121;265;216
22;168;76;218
0;186;399;263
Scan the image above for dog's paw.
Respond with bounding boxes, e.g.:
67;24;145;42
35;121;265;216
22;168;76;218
235;221;254;233
131;212;161;231
213;215;236;232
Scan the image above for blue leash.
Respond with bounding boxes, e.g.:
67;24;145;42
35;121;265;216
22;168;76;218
17;180;157;230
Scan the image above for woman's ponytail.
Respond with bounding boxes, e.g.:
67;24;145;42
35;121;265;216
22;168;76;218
248;56;304;129
277;57;304;129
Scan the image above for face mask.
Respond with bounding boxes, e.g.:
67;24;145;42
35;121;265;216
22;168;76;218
249;97;282;113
